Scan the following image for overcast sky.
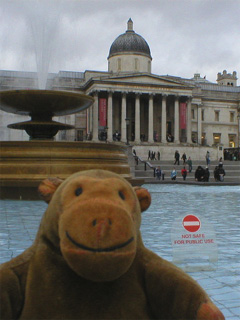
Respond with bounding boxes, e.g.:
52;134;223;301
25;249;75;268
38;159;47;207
0;0;240;83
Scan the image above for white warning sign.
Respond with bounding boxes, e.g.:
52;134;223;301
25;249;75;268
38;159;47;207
171;214;218;271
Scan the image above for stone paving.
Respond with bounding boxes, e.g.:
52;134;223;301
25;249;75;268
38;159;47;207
0;185;240;319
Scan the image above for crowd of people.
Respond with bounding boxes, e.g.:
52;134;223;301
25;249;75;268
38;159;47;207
133;149;228;183
148;150;160;161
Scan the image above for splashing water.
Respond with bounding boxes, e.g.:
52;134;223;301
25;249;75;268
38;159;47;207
24;0;62;89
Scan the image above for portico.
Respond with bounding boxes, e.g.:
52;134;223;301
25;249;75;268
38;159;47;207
88;88;192;145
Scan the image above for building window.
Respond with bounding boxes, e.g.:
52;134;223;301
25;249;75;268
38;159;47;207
229;134;236;147
201;110;204;121
191;108;195;119
201;133;206;146
214;110;220;121
213;133;221;145
230;112;235;122
192;132;197;143
60;130;67;140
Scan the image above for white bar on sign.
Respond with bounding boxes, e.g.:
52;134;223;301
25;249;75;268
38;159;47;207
183;221;200;226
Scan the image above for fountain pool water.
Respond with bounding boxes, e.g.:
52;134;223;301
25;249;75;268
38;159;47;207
0;184;239;318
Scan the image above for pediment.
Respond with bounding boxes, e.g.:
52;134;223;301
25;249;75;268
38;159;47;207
100;73;192;88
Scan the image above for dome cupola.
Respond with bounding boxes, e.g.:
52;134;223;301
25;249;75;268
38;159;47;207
108;19;152;74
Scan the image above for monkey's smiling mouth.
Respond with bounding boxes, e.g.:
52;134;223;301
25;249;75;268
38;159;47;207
66;231;134;252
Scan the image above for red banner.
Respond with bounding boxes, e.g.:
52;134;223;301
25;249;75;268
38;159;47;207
99;98;107;126
180;103;187;129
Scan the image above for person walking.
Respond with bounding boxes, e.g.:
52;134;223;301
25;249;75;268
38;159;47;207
219;157;223;166
206;151;210;166
152;152;157;160
181;166;188;180
155;166;162;180
181;152;187;165
174;150;180;165
161;169;165;180
171;168;177;180
148;150;151;160
186;157;192;173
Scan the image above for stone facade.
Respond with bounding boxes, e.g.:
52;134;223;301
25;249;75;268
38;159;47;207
0;20;240;154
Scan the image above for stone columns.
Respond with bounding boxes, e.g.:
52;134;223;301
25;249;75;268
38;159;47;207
121;93;127;143
148;94;154;143
92;91;99;141
135;94;141;143
174;96;180;143
187;97;192;144
197;104;202;145
107;92;113;142
161;95;167;143
88;106;93;134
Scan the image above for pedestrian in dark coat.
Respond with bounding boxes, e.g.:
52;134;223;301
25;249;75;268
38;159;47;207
174;150;180;165
187;157;192;172
203;167;210;182
181;153;187;164
148;150;151;160
155;166;162;180
195;166;205;181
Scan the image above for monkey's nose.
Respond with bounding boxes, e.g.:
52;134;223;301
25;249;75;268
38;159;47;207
92;218;112;239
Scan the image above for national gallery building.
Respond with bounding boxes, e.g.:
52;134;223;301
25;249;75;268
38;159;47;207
0;19;240;153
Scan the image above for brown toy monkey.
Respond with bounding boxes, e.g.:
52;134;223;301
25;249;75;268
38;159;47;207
0;170;224;319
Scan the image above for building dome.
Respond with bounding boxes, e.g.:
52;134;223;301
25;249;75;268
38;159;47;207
108;19;152;59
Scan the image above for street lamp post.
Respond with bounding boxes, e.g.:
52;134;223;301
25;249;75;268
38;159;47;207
125;117;130;145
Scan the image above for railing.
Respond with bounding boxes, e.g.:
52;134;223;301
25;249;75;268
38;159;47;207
132;154;156;177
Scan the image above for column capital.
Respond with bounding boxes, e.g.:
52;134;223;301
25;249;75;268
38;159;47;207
135;92;141;97
90;90;99;96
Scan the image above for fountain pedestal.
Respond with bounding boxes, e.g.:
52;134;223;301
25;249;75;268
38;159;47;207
0;89;140;199
0;90;93;139
0;140;132;199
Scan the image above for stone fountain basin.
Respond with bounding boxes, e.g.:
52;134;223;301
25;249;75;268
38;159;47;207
0;89;94;116
0;141;135;199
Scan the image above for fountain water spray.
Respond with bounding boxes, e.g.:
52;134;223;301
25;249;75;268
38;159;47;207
25;0;62;89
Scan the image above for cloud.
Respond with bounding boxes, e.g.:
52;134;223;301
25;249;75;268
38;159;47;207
0;0;239;83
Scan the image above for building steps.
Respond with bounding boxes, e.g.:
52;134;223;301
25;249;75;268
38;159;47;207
134;160;240;184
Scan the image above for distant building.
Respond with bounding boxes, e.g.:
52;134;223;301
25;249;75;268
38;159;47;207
0;19;240;150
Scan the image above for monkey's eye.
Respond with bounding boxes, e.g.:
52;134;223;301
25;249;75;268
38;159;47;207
75;187;83;196
118;191;125;200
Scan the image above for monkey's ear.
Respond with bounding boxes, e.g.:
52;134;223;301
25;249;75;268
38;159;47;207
134;186;151;212
38;177;63;203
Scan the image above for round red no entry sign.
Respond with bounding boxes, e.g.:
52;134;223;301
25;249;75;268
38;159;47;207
182;215;201;232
